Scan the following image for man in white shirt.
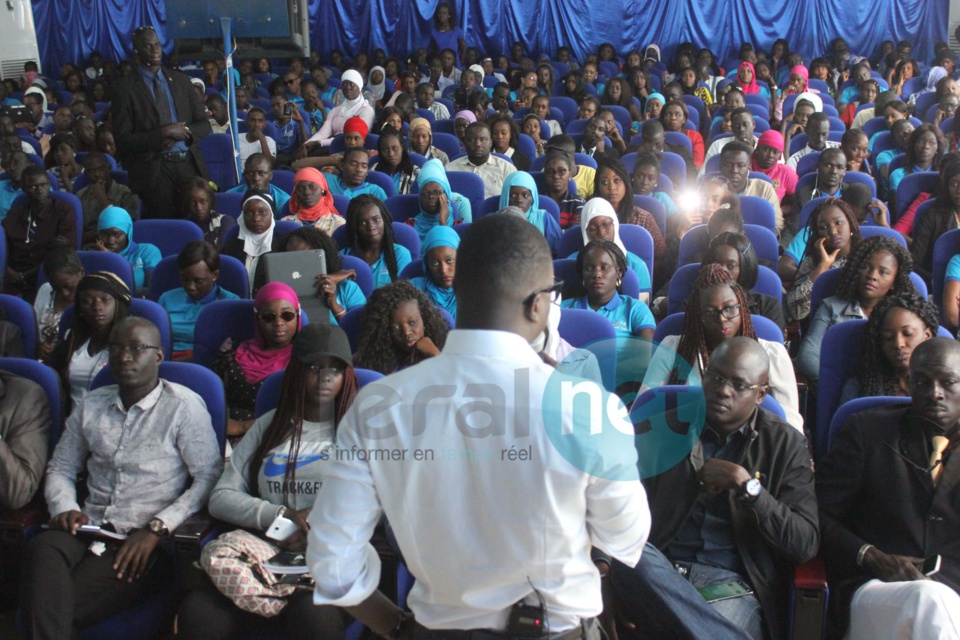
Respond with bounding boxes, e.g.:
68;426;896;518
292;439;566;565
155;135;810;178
786;113;840;169
446;122;517;198
700;108;759;178
239;107;276;168
307;215;650;640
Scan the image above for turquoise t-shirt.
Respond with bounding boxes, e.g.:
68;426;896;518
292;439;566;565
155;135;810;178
326;175;388;201
341;244;413;289
889;166;935;195
560;294;655;339
329;279;367;325
226;183;291;214
946;254;960;287
652;190;677;216
785;228;811;264
159;285;239;352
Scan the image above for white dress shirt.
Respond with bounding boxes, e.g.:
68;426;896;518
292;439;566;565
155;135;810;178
307;329;650;632
445;155;518;198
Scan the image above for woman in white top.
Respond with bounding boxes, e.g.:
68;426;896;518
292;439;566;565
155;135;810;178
177;323;360;639
303;69;375;149
43;271;131;413
33;246;84;360
641;264;803;431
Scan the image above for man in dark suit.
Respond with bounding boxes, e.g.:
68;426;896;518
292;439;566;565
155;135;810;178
610;338;818;640
817;337;960;639
111;26;211;219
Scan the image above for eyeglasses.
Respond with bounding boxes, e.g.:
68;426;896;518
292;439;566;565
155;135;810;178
700;304;741;324
703;369;767;394
258;311;298;323
523;279;564;306
108;344;160;357
284;79;297;85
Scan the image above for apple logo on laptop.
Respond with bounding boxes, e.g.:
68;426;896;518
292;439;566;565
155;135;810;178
292;271;301;279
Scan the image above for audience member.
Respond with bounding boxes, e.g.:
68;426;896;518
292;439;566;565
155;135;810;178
719;141;784;234
618;337;817;640
221;189;282;290
0;150;29;218
281;167;344;234
409;158;472;242
340;194;411;288
701;231;785;329
817;338;960;640
158;241;239;360
409;225;459;320
408;118;449;165
446;121;517;198
34;246;83;359
22;316;222;639
178;323;357;639
94;206;161;290
498;171;561;256
303;70;375;150
355;280;449;373
182;176;236;246
76;152;137;245
3;166;77;299
0;369;50;510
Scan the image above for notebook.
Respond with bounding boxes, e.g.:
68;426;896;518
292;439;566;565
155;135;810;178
260;250;330;324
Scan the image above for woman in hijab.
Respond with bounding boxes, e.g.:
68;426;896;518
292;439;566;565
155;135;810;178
644;92;666;119
214;282;302;438
774;65;812;121
303;69;375;148
368;65;387;107
752;130;798;201
735;61;770;99
453;109;476;148
408;118;450;165
281;167;343;235
409;159;472;243
222;189;282;292
409;225;459;320
94;206;161;290
497;172;561;256
909;66;948;107
566;198;652;301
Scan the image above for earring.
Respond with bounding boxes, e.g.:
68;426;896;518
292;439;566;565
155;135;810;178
617;278;622;286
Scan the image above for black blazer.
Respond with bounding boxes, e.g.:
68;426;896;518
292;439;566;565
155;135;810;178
817;405;960;618
637;407;819;640
111;66;212;193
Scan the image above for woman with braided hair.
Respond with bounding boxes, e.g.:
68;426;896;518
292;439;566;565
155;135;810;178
642;263;803;431
178;324;358;639
785;198;863;322
796;235;914;380
355;281;451;374
839;291;938;405
339;194;412;289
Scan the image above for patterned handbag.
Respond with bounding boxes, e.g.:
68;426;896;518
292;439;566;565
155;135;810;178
200;529;297;617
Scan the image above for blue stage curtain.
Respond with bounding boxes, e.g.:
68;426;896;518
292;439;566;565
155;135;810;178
33;0;947;76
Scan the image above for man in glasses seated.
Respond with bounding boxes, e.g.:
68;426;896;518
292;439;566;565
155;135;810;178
612;337;818;640
21;317;222;639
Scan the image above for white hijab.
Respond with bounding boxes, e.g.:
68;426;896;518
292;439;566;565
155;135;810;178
237;195;276;284
339;69;367;119
580;198;627;257
368;66;386;101
794;91;823;113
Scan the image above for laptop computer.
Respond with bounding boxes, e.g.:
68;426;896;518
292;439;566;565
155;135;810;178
260;250;330;324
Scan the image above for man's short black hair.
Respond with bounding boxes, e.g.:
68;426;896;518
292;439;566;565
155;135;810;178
720;140;753;159
343;146;369;162
456;215;552;307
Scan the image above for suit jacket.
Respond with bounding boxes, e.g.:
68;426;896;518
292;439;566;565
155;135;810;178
638;407;819;640
817;406;960;611
0;371;51;510
111;66;211;193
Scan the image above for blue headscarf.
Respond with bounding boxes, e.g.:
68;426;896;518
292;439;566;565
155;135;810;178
414;225;460;320
646;92;666;109
413;159;455;244
498;171;546;234
97;206;138;261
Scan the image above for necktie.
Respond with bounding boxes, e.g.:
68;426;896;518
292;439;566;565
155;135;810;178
152;74;172;125
930;435;950;487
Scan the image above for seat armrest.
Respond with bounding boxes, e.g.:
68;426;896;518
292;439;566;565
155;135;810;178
172;509;219;546
794;557;827;590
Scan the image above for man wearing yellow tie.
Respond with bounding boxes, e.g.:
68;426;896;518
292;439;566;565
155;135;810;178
817;337;960;640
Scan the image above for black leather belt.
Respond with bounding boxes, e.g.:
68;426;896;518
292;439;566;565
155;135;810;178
415;619;597;640
160;151;191;162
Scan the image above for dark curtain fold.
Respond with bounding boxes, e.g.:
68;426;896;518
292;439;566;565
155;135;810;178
32;0;947;77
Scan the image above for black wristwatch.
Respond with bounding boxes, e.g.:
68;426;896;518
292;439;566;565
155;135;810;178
147;517;169;537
